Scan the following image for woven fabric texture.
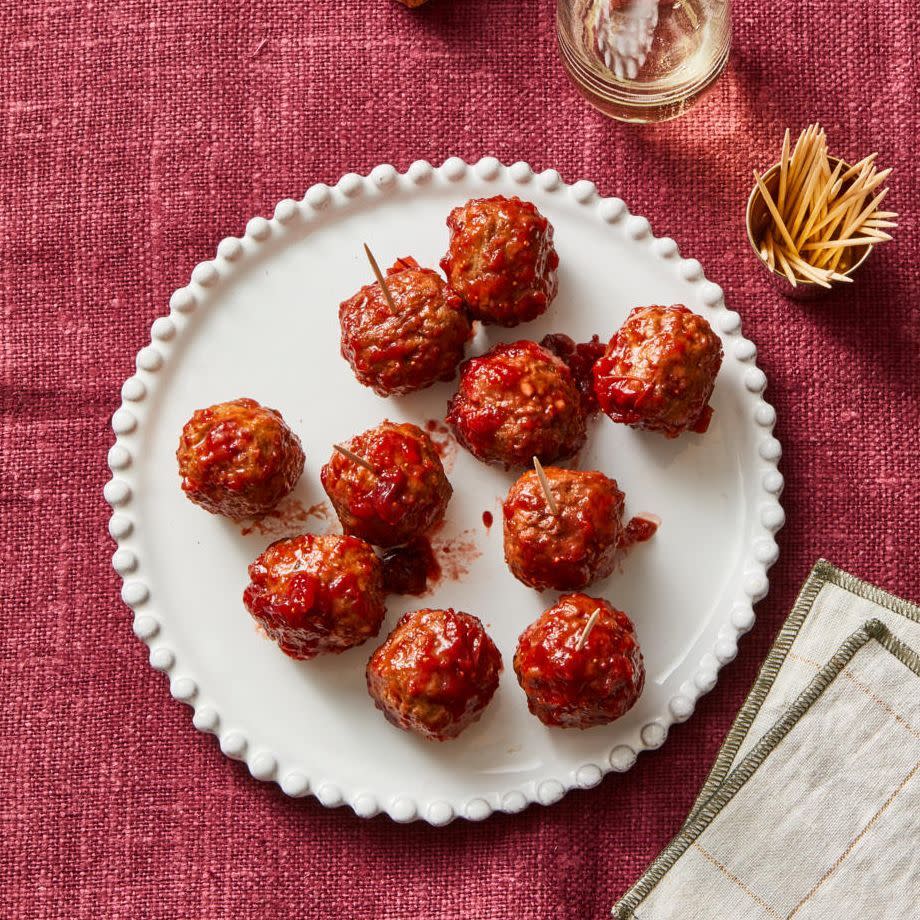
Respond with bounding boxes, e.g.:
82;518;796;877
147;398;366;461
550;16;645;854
1;1;918;918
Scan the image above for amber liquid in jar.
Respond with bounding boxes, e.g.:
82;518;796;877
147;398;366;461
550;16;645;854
556;0;730;123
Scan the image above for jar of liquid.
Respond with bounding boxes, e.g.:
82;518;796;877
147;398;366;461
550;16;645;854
556;0;731;123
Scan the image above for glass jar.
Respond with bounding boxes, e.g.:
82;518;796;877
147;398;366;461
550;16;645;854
556;0;731;123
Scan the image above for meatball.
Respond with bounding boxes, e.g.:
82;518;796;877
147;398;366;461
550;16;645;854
503;467;626;591
440;196;559;327
321;421;452;548
446;340;587;468
513;594;644;729
243;533;385;660
176;398;305;519
593;305;723;437
366;608;503;741
339;256;473;397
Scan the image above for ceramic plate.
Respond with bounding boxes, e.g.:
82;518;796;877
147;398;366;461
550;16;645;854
105;157;784;824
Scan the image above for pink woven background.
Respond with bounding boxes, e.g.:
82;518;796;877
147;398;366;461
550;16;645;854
2;1;918;917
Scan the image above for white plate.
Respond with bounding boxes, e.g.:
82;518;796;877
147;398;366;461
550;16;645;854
106;157;783;825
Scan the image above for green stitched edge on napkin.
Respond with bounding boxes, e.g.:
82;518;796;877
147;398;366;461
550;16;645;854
688;559;920;821
613;619;920;919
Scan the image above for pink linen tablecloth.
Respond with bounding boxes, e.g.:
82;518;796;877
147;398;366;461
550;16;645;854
1;2;918;917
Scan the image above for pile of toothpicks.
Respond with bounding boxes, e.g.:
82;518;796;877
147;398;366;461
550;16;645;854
753;123;895;288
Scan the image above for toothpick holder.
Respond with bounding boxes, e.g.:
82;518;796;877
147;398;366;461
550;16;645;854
745;158;875;301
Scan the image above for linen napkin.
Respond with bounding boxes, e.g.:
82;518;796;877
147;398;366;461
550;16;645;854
613;560;920;919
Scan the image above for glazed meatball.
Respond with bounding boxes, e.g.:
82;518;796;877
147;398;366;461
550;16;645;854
366;608;503;741
440;196;559;327
176;398;305;519
503;468;626;591
243;533;385;660
593;305;723;437
513;594;644;729
447;340;587;468
321;421;452;548
339;256;473;396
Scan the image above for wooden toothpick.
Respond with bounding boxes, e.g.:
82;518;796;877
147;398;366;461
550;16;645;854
532;457;558;515
802;236;888;252
773;245;798;288
334;443;376;473
575;608;601;651
777;127;790;213
753;170;799;253
363;243;397;313
782;250;833;288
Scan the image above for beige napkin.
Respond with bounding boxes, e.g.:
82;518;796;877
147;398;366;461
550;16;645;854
614;561;920;919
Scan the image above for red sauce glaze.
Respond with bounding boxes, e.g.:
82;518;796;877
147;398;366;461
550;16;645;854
243;533;386;660
482;510;494;529
366;608;503;741
432;528;481;585
380;536;441;596
621;514;660;549
424;418;458;472
446;340;587;468
502;467;626;591
593;305;723;438
388;256;419;273
689;404;714;434
239;497;329;537
321;421;452;548
339;257;472;396
440;196;559;327
176;397;304;520
513;593;645;729
540;333;606;415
